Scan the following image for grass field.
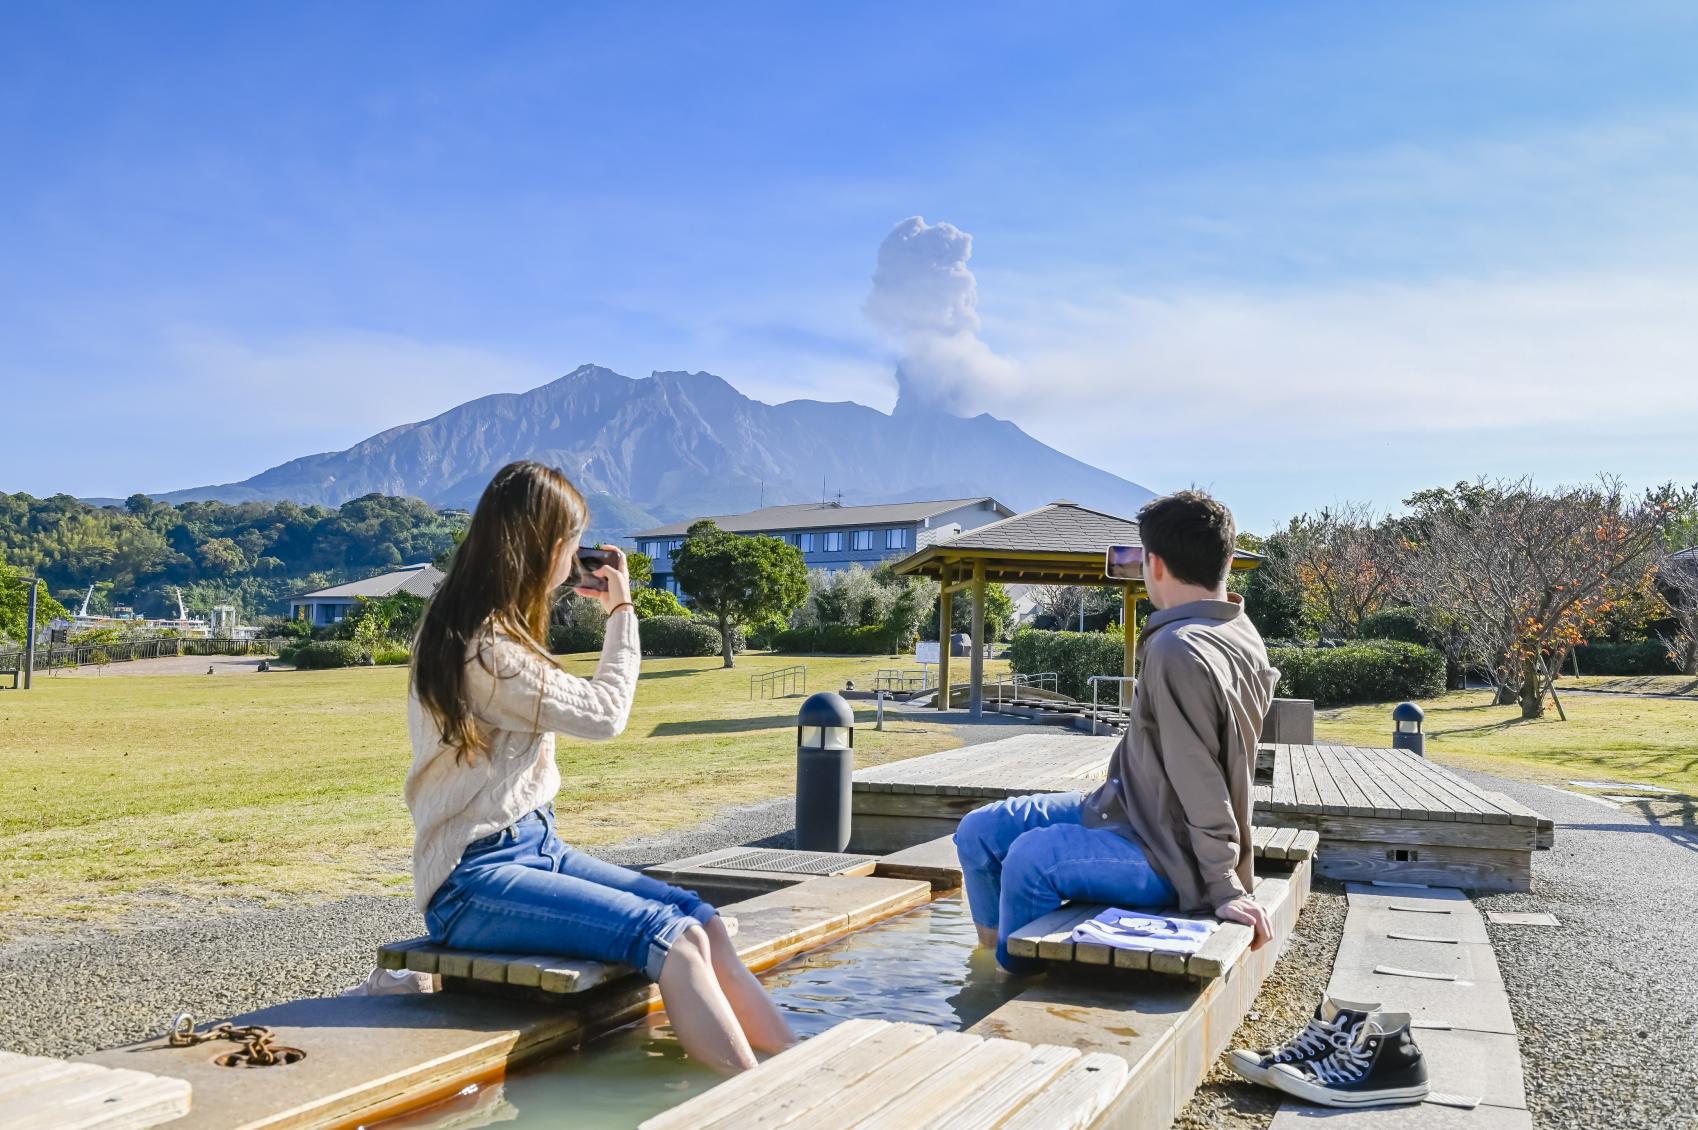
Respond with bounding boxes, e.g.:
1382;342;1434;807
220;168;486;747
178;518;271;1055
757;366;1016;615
1317;689;1698;794
0;652;1003;937
1556;674;1698;697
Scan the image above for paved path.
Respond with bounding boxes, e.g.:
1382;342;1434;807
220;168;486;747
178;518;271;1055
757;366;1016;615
41;654;276;678
1459;769;1696;1129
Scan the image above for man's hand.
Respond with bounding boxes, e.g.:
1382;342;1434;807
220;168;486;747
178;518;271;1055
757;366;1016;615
1215;894;1273;950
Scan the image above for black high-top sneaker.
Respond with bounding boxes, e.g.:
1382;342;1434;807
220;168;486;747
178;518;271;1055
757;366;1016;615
1269;1011;1430;1107
1227;995;1380;1087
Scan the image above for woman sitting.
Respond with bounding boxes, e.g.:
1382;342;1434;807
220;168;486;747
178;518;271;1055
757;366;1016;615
406;460;793;1074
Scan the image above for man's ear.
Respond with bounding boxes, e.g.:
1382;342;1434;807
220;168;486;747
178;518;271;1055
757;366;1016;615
1146;550;1165;582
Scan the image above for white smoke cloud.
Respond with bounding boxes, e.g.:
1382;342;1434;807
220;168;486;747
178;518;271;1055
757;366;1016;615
864;216;1019;414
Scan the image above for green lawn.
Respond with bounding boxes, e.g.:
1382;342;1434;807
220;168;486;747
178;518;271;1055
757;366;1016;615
0;652;1000;937
1317;690;1698;794
1555;674;1698;698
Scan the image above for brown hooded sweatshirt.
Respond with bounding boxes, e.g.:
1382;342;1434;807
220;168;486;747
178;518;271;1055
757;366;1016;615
1081;592;1279;913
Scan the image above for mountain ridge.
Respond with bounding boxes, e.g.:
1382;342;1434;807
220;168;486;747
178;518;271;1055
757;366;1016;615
142;365;1155;535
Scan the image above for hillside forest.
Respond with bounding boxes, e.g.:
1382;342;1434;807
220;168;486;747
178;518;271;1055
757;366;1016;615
0;492;469;624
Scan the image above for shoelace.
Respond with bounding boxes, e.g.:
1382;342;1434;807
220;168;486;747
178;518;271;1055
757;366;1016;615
1272;1013;1359;1064
1303;1035;1374;1085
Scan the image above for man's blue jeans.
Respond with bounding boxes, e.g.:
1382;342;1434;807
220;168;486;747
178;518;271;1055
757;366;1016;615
426;805;716;981
954;791;1176;972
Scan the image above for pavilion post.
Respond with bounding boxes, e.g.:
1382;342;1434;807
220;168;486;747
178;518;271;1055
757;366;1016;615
1122;583;1138;708
937;580;953;712
969;559;986;718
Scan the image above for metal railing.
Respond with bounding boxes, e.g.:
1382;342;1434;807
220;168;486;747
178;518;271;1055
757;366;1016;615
1087;674;1138;734
750;664;808;700
873;668;929;693
988;671;1059;704
0;636;287;676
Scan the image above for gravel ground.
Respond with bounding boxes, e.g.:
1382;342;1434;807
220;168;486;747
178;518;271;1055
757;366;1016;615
0;710;1054;1060
1175;881;1349;1130
1461;772;1698;1130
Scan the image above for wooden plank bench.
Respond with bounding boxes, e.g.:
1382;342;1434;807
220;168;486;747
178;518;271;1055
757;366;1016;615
638;1017;1130;1130
377;915;741;996
1006;859;1309;981
0;1050;191;1129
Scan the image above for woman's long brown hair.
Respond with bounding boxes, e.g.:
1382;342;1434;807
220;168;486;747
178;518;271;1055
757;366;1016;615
412;461;588;761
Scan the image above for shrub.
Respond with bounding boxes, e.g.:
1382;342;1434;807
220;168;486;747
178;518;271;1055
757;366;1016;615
1008;629;1127;699
371;644;411;666
744;613;792;651
641;615;741;657
1356;607;1433;646
276;642;302;664
549;620;605;654
771;624;896;655
1270;641;1445;707
632;588;687;619
293;640;367;669
1573;640;1678;676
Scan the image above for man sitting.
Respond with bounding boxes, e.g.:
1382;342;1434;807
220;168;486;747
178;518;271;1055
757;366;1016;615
956;490;1279;971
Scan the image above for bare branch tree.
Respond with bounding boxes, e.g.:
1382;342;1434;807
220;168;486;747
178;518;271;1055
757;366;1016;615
1400;477;1673;719
1656;546;1698;676
1265;502;1403;637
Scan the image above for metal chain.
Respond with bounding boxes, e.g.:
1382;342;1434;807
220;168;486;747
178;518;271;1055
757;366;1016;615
167;1013;290;1066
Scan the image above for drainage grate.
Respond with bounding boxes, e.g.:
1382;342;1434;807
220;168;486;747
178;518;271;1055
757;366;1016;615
707;849;874;876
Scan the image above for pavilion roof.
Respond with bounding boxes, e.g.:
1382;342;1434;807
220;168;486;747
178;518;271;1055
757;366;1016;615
891;500;1262;587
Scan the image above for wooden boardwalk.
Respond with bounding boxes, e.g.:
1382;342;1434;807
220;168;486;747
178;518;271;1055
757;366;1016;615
852;735;1551;891
0;1051;190;1130
639;1018;1130;1130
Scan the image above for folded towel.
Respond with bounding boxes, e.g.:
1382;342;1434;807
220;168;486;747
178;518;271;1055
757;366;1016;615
1069;908;1219;956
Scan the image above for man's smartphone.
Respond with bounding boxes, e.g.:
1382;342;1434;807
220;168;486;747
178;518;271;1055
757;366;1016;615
1105;544;1144;582
574;546;614;592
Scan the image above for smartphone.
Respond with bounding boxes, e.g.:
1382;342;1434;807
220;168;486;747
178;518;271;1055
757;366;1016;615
1104;544;1145;582
574;546;613;592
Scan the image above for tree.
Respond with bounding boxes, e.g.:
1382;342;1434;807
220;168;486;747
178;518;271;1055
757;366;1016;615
1401;478;1675;719
1654;489;1698;675
632;587;687;619
0;558;69;646
1264;503;1402;637
626;550;654;590
671;520;807;668
1234;531;1307;639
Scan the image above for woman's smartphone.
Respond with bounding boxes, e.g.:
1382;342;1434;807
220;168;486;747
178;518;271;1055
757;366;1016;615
1105;544;1144;582
574;547;613;592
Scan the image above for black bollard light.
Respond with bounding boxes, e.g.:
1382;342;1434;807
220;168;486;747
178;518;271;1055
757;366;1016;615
796;691;855;851
1392;701;1425;756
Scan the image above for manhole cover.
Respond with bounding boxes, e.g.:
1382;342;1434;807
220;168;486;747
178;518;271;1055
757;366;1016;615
1485;911;1560;927
708;849;873;875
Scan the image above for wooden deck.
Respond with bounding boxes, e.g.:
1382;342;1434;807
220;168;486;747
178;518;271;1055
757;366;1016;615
852;735;1551;891
638;1017;1131;1130
0;1051;190;1130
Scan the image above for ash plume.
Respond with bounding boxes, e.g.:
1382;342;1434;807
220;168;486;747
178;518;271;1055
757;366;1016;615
864;216;1018;415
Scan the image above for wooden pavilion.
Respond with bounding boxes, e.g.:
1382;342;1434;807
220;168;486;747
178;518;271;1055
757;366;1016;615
889;500;1263;716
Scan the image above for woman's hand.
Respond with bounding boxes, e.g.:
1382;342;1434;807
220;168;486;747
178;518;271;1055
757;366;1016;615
577;544;632;613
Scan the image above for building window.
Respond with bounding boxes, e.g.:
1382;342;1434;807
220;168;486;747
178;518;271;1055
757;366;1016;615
799;533;816;553
885;528;908;549
667;539;684;553
823;531;844;552
851;529;872;551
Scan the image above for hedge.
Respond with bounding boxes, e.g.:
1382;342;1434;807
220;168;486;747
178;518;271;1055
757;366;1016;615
771;624;897;655
1573;640;1677;676
1007;629;1127;700
1356;607;1433;646
292;640;368;669
549;621;605;654
1270;640;1445;707
640;615;745;657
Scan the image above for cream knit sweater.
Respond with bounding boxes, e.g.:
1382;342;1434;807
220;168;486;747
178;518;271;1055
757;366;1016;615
405;608;640;911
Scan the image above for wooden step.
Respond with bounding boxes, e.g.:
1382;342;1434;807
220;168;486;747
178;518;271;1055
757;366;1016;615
638;1018;1128;1130
0;1051;191;1130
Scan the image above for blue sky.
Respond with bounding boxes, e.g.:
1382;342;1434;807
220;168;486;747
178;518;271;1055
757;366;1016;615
4;1;1696;530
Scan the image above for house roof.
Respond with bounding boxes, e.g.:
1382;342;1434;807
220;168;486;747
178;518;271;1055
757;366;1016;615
891;500;1262;587
292;563;445;602
630;497;1011;539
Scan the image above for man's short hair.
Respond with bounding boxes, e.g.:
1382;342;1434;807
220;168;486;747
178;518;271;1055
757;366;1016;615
1137;490;1236;589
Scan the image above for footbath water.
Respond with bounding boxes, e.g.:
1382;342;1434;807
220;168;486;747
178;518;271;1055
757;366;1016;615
375;895;1018;1130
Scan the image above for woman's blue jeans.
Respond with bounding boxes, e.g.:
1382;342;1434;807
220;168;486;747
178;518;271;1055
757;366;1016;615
426;805;716;981
954;791;1176;973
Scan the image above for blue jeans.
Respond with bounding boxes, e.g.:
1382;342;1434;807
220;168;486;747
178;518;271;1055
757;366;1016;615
426;806;716;981
954;792;1177;973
